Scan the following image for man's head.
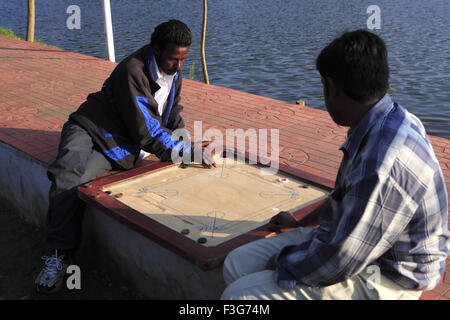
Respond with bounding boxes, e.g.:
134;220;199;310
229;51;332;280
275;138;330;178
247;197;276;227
316;30;389;126
150;19;192;75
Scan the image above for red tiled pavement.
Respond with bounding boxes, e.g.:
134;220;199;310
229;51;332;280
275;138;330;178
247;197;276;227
0;35;449;299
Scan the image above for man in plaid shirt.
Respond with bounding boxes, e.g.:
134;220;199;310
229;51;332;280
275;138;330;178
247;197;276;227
221;30;449;300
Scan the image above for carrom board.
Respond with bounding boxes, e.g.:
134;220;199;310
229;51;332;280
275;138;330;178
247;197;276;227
78;152;331;270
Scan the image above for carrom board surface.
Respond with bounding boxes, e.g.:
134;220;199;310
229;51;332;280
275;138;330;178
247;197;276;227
79;153;331;269
102;155;328;247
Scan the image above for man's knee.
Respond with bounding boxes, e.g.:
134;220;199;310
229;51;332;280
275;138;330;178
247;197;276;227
221;270;282;300
80;150;112;184
223;246;244;285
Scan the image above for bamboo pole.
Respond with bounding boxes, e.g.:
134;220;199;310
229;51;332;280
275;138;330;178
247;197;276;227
201;0;210;84
27;0;35;42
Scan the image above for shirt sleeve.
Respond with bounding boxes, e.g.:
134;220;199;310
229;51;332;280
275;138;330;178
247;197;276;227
276;172;419;287
112;67;191;162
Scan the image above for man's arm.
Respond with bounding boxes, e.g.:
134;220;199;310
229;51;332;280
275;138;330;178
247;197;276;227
275;173;417;288
268;198;330;232
112;69;191;162
164;76;216;168
264;199;330;271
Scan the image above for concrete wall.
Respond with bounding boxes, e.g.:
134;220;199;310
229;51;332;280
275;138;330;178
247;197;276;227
81;205;225;299
0;142;50;227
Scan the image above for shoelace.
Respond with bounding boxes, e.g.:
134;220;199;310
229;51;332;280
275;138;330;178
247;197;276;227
41;250;64;279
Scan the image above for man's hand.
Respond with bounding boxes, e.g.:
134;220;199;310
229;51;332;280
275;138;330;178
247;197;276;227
191;141;216;169
267;211;298;232
265;254;277;270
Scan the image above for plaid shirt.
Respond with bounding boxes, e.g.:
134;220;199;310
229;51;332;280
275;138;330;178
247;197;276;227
276;95;449;290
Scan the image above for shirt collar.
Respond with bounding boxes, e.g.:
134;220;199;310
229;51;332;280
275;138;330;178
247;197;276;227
149;53;160;83
339;94;395;158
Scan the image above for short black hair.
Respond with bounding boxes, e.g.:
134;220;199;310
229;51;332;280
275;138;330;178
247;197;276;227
150;19;192;50
316;29;389;102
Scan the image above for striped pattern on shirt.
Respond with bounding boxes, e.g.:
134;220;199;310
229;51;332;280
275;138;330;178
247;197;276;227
276;95;449;290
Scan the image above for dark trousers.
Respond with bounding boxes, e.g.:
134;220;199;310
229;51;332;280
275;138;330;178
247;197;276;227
46;120;113;251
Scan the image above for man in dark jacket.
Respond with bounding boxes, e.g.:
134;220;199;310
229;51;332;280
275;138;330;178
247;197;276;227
35;19;213;293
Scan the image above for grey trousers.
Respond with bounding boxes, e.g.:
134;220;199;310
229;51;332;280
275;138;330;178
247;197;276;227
46;120;114;251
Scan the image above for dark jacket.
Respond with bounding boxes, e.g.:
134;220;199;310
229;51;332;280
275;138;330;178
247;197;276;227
69;44;191;170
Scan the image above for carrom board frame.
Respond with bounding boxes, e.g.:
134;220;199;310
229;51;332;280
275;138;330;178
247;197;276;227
78;151;334;270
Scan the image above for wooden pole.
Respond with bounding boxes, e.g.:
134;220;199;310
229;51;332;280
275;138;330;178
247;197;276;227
27;0;35;42
201;0;210;84
101;0;116;62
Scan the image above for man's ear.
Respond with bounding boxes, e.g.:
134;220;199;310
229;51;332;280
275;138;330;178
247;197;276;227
327;77;340;98
153;44;160;57
321;77;329;97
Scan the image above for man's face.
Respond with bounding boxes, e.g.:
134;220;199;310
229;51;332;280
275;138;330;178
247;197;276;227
154;43;189;75
321;77;345;126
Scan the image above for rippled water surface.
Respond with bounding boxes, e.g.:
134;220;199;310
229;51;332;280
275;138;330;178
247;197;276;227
1;0;449;138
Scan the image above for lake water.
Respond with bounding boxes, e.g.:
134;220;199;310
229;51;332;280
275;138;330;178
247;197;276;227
1;0;449;139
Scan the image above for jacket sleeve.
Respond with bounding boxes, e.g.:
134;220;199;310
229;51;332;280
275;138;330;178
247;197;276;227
111;66;191;162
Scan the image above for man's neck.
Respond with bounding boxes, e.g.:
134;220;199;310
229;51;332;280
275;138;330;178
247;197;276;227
348;97;381;129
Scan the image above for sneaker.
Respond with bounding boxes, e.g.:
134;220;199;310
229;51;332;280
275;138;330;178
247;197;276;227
35;249;72;294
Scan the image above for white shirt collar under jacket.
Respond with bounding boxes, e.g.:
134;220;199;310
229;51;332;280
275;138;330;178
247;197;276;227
150;54;175;116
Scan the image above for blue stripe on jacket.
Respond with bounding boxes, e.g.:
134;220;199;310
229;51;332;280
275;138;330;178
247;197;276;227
103;144;137;161
136;95;190;154
104;133;126;139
